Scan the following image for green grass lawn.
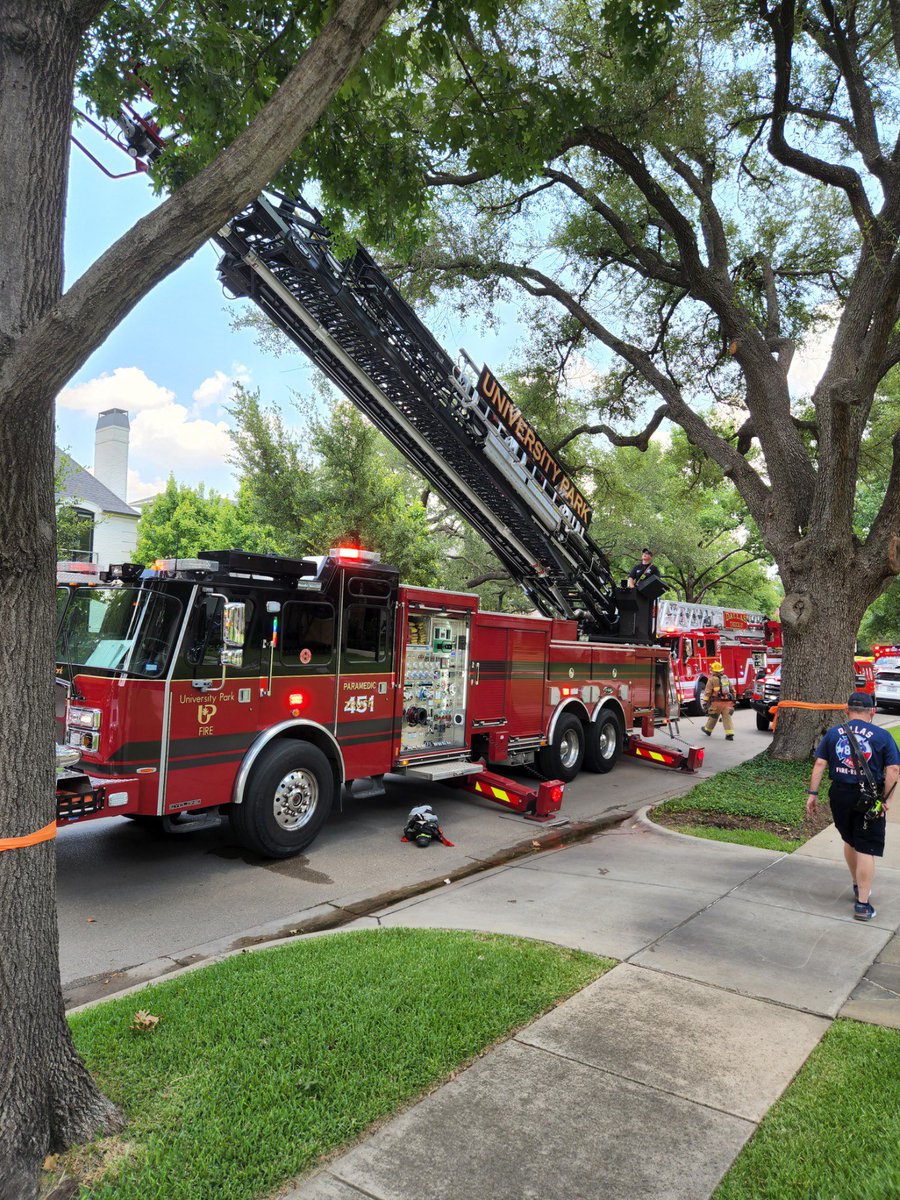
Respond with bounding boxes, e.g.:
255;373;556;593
58;928;610;1200
714;1020;900;1199
651;752;815;851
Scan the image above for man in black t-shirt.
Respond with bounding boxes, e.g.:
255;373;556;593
807;692;900;921
627;548;661;589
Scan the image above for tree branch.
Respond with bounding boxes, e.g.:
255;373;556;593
762;0;878;234
808;0;888;182
552;405;668;454
467;569;511;587
2;0;403;411
695;556;760;601
425;252;773;522
657;148;730;276
575;125;713;297
541;166;688;287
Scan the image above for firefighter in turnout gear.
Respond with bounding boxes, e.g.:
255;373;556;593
702;661;735;740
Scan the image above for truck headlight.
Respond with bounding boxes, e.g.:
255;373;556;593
66;706;101;753
68;707;101;729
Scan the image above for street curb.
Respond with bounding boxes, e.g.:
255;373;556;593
630;803;705;843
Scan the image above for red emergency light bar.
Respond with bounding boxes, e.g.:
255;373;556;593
330;546;381;564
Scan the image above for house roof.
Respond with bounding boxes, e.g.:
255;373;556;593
55;449;139;518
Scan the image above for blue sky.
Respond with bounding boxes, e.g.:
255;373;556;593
57;123;523;504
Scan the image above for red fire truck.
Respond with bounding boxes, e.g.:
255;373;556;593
654;599;781;714
55;194;702;857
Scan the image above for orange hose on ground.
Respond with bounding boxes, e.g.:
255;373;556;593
0;820;57;852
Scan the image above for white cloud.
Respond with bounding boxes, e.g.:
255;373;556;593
57;367;174;414
126;468;168;505
58;366;237;495
130;403;233;470
192;364;250;411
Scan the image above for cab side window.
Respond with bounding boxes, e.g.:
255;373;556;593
344;604;389;664
281;602;335;667
185;595;259;675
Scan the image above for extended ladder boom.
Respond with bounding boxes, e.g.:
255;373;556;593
216;194;625;635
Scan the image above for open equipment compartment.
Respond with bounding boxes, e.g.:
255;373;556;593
400;609;471;756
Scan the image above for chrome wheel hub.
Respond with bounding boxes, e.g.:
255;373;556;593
273;768;318;831
599;722;617;759
559;729;581;769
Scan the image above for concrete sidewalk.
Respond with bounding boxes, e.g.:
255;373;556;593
284;811;900;1200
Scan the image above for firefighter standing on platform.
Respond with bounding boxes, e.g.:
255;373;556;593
702;661;735;740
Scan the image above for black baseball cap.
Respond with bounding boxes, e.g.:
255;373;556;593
642;547;652;555
848;691;875;708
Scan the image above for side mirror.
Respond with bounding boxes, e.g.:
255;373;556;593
220;601;246;667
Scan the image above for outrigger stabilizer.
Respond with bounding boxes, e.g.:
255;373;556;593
450;767;565;822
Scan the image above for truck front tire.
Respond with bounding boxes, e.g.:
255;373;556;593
232;740;334;858
756;712;772;731
538;712;585;782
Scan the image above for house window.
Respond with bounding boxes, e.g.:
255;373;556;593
58;506;94;562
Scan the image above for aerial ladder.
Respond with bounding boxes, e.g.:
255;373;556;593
215;194;663;642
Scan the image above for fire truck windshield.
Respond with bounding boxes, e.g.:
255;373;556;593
55;586;183;677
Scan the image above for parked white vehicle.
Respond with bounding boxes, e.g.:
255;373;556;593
874;656;900;712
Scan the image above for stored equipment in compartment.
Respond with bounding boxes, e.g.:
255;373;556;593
400;613;469;755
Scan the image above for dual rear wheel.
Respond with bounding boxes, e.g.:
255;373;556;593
538;708;624;781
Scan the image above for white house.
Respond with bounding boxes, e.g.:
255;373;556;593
56;409;140;569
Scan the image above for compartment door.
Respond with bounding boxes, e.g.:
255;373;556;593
507;629;546;734
469;624;508;725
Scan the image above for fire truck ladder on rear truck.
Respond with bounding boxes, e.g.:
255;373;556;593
215;194;623;638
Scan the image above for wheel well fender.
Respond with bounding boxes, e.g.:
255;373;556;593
592;697;626;731
547;699;590;743
233;720;345;806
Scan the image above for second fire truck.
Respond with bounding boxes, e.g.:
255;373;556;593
654;599;782;714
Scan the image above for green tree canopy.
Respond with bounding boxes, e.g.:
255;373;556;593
229;387;443;584
133;476;287;564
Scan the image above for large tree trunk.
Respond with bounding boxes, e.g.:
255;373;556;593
1;1;407;1192
770;560;868;761
0;402;123;1200
0;8;121;1197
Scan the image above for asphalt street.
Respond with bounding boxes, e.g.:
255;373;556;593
58;708;762;1005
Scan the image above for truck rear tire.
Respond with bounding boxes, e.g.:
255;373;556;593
756;712;772;731
538;712;585;782
584;709;623;774
231;740;334;859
